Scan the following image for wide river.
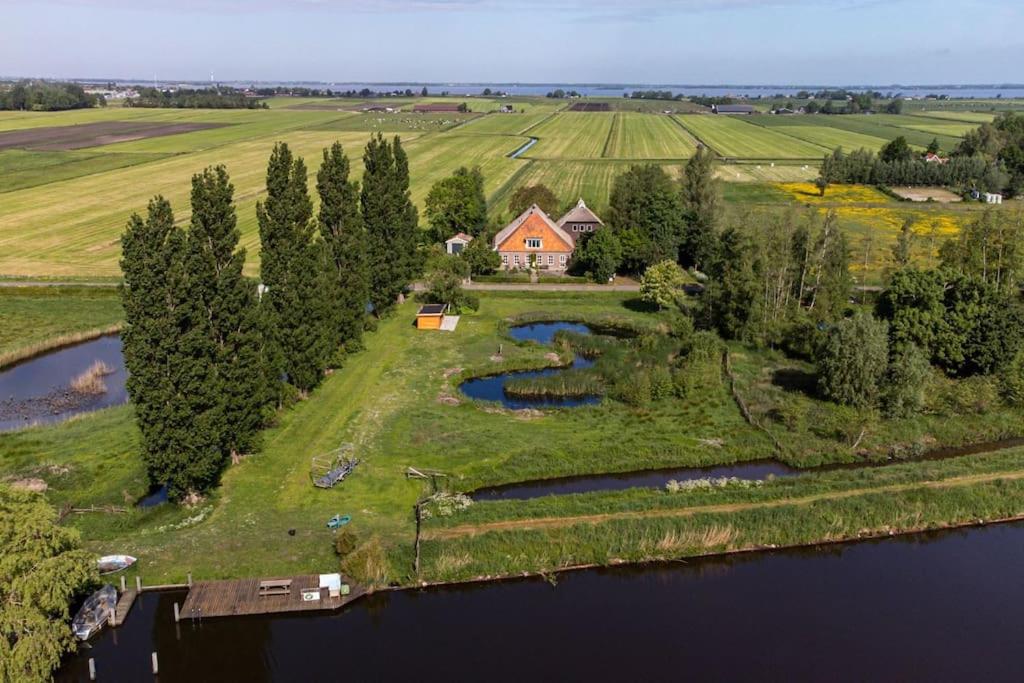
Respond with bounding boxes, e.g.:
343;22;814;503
59;521;1024;682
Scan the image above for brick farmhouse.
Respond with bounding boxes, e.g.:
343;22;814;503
492;200;603;272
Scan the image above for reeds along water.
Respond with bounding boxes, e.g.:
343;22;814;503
503;370;605;398
70;360;114;395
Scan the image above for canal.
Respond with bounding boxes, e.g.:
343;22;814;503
58;521;1024;682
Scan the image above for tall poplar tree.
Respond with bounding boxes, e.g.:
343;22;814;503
362;134;419;313
679;146;720;270
257;142;332;394
317;142;368;350
185;165;271;457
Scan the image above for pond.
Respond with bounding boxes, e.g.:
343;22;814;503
57;521;1024;682
470;459;798;500
459;322;603;409
0;335;127;431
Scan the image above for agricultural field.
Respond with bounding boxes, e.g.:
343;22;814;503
526;112;616;159
750;116;895;152
675;115;827;159
804;115;962;152
604;113;699;159
0;149;171;192
912;110;997;124
303;111;479;133
0;286;122;365
459;112;553;135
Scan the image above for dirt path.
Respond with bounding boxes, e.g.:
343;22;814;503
425;469;1024;540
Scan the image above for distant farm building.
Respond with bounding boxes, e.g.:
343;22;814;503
493;200;604;272
924;153;949;164
445;232;473;255
984;192;1004;204
712;104;756;115
412;103;464;113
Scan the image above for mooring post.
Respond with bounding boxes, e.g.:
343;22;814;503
173;602;180;623
187;572;192;587
88;658;96;681
120;575;126;592
151;652;159;675
135;576;142;592
108;607;116;628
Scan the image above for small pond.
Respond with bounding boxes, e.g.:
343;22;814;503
0;335;127;431
471;459;798;500
137;484;169;508
459;322;603;409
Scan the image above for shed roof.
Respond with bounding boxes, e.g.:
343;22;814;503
445;232;474;244
557;198;603;227
418;304;446;316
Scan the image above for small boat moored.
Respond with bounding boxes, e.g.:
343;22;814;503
97;554;137;575
72;585;117;641
327;514;352;529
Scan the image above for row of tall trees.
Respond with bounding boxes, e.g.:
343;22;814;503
817;146;997;193
121;134;416;498
0;80;102;110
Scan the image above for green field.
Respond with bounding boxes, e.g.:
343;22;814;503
912;110;997;124
459;112;553;135
675;115;828;159
526;112;616;159
0;149;172;192
604;113;699;159
0;286;122;365
749;116;895;152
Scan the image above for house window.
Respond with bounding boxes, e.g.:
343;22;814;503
501;254;508;265
587;225;593;232
572;225;578;232
526;238;542;249
559;255;567;266
513;254;520;265
547;255;554;265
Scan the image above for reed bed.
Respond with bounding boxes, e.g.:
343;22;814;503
70;360;115;395
504;370;605;399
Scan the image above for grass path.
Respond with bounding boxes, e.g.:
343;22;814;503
425;468;1024;539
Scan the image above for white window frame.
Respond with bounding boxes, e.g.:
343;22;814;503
559;255;567;266
547;255;554;265
501;254;509;265
526;238;542;249
513;254;520;265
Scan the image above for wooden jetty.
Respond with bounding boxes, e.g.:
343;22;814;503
180;574;365;620
110;588;137;626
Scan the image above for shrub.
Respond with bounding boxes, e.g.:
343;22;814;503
882;343;931;418
817;313;889;408
334;527;359;558
639;260;688;310
648;366;674;400
1000;347;1024;406
616;370;652;406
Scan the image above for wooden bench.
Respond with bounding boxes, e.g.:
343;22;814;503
258;579;292;597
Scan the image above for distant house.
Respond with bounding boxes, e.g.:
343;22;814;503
556;198;604;244
412;103;463;113
984;192;1004;205
493;204;575;272
712;104;756;115
498;104;514;113
924;153;949;164
445;232;473;255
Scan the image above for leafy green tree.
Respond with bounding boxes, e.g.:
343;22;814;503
813;217;852;322
940;208;1023;294
884;99;904;115
703;224;761;339
999;346;1024;406
461;231;501;275
185;166;271;460
892;216;915;268
424;167;487;240
882;343;931;418
575;229;622;282
926;138;941;155
0;486;96;682
257;142;332;393
880;136;913;163
316;142;368;351
679;146;720;269
607;164;684;272
508;184;560;217
639;260;687;309
420;255;478;313
817;313;890;408
362;134;420;314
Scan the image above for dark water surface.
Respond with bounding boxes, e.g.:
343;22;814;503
0;335;127;431
58;521;1024;682
472;459;797;500
460;322;602;409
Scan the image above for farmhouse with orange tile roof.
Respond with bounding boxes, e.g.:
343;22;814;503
492;200;603;272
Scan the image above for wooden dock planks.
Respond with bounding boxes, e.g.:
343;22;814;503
111;588;137;627
180;574;366;619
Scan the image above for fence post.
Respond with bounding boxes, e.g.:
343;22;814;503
187;572;192;587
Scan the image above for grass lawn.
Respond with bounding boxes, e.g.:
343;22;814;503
0;149;172;193
675;115;827;159
603;113;698;159
3;291;1023;589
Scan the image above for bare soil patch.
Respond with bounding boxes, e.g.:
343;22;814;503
890;186;962;203
568;102;611;112
0;121;229;151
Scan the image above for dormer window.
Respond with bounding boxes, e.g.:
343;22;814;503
526;238;542;249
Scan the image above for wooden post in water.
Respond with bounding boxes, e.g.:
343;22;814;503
88;658;96;681
173;602;180;623
151;652;159;675
135;576;142;592
120;575;126;592
413;501;423;575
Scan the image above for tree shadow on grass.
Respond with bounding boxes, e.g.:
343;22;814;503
622;297;659;313
771;367;819;399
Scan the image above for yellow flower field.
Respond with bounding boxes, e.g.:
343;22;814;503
778;182;892;204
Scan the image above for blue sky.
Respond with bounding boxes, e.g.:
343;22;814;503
4;0;1023;84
